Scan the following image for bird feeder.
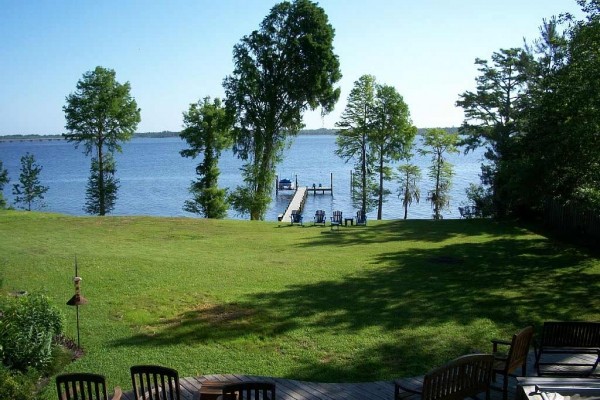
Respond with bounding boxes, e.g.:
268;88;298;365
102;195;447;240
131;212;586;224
66;258;87;349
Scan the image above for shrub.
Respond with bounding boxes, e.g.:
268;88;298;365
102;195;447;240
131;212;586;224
0;294;64;371
0;364;36;400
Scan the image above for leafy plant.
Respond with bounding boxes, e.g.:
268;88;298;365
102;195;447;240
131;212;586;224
0;364;36;400
0;294;64;371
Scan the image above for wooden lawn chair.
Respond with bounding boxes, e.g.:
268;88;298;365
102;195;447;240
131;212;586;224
130;365;180;400
395;354;494;400
491;326;534;400
313;210;326;226
330;210;342;230
290;210;303;226
356;210;367;226
56;373;122;400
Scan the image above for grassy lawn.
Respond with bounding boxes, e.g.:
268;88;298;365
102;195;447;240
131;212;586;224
0;210;599;398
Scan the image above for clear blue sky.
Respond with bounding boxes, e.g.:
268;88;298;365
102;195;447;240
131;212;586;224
0;0;583;135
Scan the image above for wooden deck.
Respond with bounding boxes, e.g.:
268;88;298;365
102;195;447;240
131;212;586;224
117;352;598;400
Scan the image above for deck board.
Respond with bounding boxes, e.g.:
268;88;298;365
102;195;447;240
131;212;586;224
116;351;598;400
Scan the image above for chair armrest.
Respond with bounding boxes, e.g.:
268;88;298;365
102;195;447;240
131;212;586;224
491;338;511;352
111;386;122;400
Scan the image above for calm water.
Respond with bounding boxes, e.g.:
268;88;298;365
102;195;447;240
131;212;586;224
0;136;484;220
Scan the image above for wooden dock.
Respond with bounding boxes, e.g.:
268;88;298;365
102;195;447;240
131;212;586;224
281;187;307;222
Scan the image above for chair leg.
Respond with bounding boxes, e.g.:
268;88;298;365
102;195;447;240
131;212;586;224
502;374;509;400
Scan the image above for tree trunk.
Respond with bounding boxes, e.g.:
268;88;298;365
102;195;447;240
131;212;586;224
377;152;383;220
97;139;105;216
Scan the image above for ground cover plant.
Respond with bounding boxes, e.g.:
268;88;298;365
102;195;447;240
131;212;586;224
0;210;598;399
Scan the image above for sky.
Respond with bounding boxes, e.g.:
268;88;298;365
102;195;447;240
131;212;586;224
0;0;585;136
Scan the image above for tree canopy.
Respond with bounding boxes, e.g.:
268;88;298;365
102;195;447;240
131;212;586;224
456;0;600;218
224;0;341;220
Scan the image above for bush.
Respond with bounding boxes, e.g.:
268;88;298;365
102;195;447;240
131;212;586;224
0;364;36;400
464;183;494;218
0;294;64;371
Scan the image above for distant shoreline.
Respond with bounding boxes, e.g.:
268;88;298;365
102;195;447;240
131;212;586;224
0;127;458;142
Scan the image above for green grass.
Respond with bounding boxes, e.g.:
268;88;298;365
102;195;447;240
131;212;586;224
0;210;599;398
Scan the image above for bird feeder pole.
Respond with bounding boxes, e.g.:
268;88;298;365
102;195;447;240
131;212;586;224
66;257;88;349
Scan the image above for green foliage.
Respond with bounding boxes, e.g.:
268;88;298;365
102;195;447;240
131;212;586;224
456;48;530;217
336;75;378;213
371;84;417;219
420;128;459;220
12;153;49;211
63;66;140;216
0;160;9;209
0;294;64;372
464;183;494;218
519;6;600;215
457;4;600;219
397;164;421;220
224;0;341;220
180;97;232;219
85;155;118;215
0;364;36;400
336;75;416;218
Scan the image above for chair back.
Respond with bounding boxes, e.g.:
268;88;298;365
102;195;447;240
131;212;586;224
56;373;109;400
291;210;302;223
314;210;326;223
504;326;534;373
332;210;342;223
130;365;180;400
422;354;494;400
221;382;276;400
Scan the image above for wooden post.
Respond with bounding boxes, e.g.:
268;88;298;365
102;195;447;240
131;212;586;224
275;174;278;195
331;172;333;196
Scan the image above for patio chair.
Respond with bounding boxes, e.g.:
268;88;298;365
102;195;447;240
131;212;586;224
221;381;276;400
130;365;180;400
330;210;342;230
356;210;367;226
313;210;326;226
395;353;494;400
290;210;303;226
491;326;534;400
56;373;122;400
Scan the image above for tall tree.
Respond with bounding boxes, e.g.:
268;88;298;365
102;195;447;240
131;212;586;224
0;160;9;209
397;163;421;220
63;66;141;216
12;153;49;211
420;128;459;220
371;84;416;219
180;97;232;219
335;74;377;214
456;48;530;217
224;0;341;220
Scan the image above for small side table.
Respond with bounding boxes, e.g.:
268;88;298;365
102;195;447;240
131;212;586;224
199;381;233;400
344;217;354;226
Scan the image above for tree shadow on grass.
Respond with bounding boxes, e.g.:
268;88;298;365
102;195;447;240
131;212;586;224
291;219;535;248
110;225;599;381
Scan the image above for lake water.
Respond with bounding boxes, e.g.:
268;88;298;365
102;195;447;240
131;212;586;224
0;135;484;220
